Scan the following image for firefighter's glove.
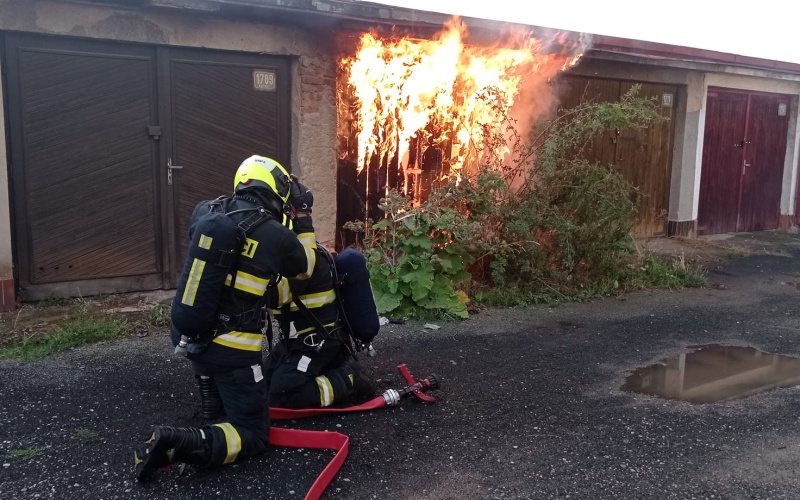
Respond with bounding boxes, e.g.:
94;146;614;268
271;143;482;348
289;175;313;214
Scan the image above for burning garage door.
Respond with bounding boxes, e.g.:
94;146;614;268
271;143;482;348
335;19;583;247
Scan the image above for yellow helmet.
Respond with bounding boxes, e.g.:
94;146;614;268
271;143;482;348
233;155;292;203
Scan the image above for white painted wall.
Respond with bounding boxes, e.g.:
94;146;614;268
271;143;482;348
782;98;800;218
670;73;707;223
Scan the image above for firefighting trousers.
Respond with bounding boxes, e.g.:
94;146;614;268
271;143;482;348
191;361;270;466
264;340;355;409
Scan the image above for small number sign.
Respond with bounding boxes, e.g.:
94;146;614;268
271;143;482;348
253;70;276;91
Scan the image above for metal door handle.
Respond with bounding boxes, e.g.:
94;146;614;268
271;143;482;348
167;157;183;185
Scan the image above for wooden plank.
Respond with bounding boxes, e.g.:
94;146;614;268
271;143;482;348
617;82;677;236
557;75;620;168
557;75;677;236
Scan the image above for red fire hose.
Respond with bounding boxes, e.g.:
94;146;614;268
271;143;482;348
268;364;440;500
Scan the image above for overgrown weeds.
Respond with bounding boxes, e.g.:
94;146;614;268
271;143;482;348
0;308;133;361
36;295;87;308
143;304;170;327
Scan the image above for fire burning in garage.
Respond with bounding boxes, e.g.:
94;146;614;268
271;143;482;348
336;17;585;243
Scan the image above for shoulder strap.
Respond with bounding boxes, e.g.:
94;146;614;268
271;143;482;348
219;197;274;279
318;245;359;353
292;296;333;341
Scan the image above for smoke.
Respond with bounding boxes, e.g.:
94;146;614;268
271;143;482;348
505;30;592;175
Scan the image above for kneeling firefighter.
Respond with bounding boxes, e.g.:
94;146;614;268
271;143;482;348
263;242;376;409
133;155;317;481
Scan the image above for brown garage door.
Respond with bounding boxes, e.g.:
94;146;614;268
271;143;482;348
5;34;291;299
5;35;162;298
164;49;290;279
556;75;677;237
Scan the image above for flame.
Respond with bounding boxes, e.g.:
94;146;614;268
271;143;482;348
340;17;583;199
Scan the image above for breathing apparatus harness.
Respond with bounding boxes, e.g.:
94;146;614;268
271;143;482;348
277;244;357;355
172;193;280;352
203;187;306;352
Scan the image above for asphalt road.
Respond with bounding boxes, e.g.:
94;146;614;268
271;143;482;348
3;235;800;499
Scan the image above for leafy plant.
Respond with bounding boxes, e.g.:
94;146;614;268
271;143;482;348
36;295;86;308
362;191;474;319
144;304;170;327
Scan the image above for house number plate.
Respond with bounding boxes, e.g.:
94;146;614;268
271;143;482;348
253;70;276;91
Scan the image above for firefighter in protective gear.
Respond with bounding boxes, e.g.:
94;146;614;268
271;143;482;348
194;184;374;413
264;241;375;409
133;155;316;481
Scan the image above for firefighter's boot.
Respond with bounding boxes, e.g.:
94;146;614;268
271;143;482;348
197;375;223;419
133;426;210;481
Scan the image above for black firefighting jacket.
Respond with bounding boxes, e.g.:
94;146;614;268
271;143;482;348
188;196;316;371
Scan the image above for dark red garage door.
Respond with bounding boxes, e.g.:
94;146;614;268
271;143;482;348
698;89;790;234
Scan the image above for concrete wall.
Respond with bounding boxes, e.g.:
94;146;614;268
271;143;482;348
0;51;14;311
569;58;694;86
783;97;800;224
670;73;707;225
0;0;339;248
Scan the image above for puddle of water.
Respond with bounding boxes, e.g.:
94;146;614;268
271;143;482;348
622;344;800;404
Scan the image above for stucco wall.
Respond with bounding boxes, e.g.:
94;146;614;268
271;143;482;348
0;0;338;245
681;73;708;223
783;98;800;218
570;58;694;86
